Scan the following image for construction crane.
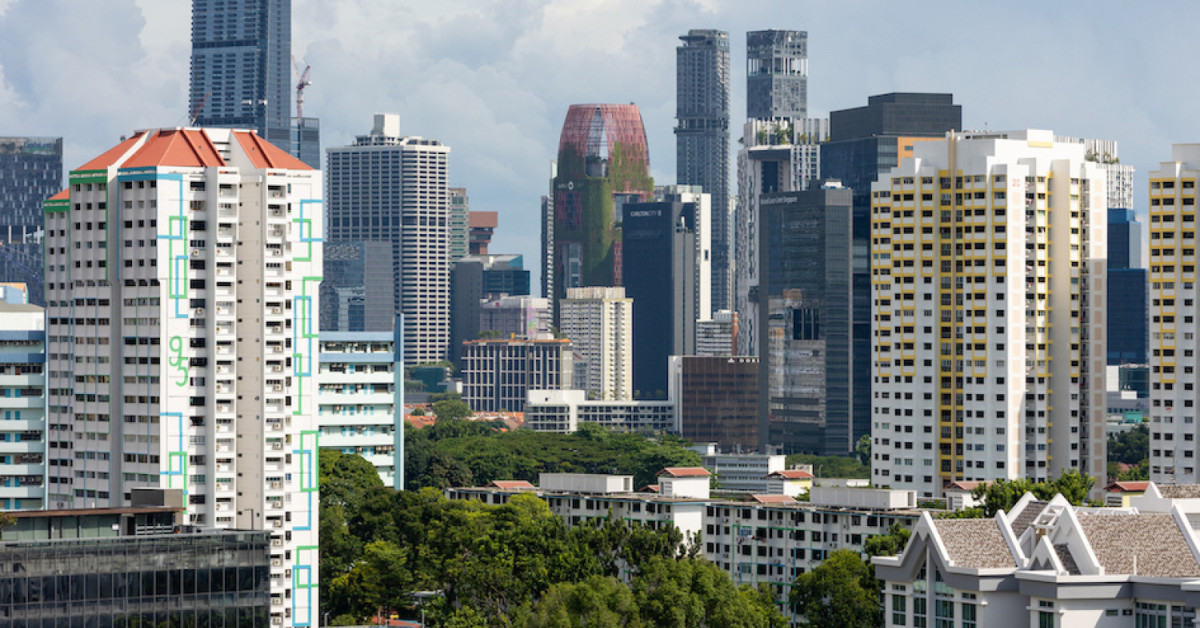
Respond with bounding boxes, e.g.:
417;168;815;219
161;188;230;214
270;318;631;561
188;91;211;126
292;56;312;118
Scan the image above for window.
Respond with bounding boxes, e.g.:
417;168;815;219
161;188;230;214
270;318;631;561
892;594;907;626
962;602;976;628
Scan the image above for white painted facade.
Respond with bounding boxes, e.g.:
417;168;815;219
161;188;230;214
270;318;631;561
1149;146;1200;484
0;303;44;511
870;130;1108;498
317;331;400;487
524;389;677;434
43;127;320;628
558;287;632;400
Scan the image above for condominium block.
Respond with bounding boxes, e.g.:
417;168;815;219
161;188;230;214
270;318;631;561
449;187;469;263
460;338;574;413
559;287;632;400
318;331;401;488
1149;145;1200;483
43;127;320;627
870;130;1107;498
745;30;807;120
327;114;451;363
0;302;44;511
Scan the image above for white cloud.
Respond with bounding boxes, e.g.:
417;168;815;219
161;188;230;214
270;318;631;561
5;0;1200;288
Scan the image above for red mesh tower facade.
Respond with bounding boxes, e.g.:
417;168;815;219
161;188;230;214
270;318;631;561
549;104;653;321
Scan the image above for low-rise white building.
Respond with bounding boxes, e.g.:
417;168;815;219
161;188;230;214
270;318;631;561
524;389;676;434
875;493;1200;628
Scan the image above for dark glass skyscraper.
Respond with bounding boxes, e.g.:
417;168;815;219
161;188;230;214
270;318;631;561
820;93;961;454
757;185;852;455
1108;208;1148;364
0;136;60;305
189;0;292;147
676;29;730;313
623;196;702;398
746;30;807;120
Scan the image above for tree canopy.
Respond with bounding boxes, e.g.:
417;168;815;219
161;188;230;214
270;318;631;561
790;549;881;628
404;421;701;490
968;470;1095;517
319;450;779;627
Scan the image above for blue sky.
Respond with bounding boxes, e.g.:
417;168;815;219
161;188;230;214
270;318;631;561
0;0;1194;290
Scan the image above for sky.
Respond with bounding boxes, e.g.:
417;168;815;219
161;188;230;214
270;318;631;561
0;0;1196;290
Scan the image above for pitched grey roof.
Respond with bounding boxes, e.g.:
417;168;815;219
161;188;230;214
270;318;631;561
1078;513;1200;578
1053;544;1080;575
1157;485;1200;499
933;519;1015;569
1010;500;1048;537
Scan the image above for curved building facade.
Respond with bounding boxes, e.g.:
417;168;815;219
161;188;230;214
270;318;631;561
548;104;652;319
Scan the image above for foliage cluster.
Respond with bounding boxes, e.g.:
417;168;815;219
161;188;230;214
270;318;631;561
1107;424;1149;481
941;470;1095;519
404;420;701;490
319;450;783;627
782;452;870;480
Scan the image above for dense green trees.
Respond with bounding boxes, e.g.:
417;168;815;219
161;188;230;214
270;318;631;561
319;448;779;627
1108;424;1149;480
783;453;870;480
966;470;1095;517
403;420;702;490
790;549;881;628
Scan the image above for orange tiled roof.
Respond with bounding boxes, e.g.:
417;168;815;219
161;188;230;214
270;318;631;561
658;467;710;478
488;480;535;490
47;189;69;201
751;494;797;504
944;480;986;491
1104;481;1150;493
766;470;813;480
233;131;312;170
124;129;225;169
76;132;146;170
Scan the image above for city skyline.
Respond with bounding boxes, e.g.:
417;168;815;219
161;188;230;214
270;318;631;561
1;0;1194;292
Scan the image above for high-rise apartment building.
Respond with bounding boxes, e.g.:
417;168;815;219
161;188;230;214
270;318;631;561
0;301;45;511
1108;208;1147;365
318;331;401;488
623;187;711;398
189;0;292;147
821;92;962;460
547;105;652;320
758;185;853;455
0;137;61;306
43;127;321;626
870;130;1107;498
746;30;807;120
327;114;451;363
559;287;632;401
676;29;731;313
1148;145;1200;483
